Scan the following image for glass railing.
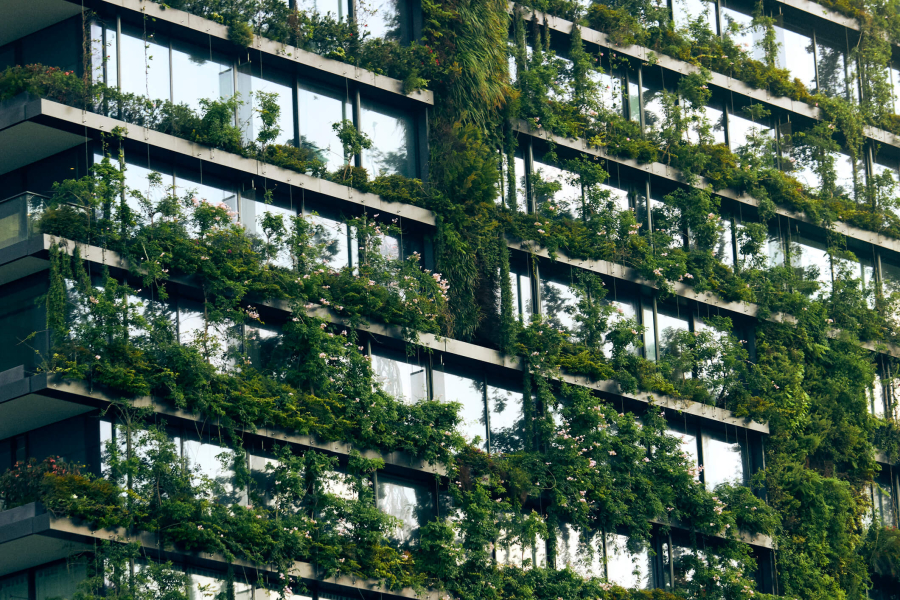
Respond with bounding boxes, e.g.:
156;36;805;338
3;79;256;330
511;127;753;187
0;192;48;250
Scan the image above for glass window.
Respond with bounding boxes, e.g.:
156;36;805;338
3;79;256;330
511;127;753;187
589;66;624;117
497;526;547;568
0;278;47;374
487;379;524;453
776;25;817;95
668;426;699;479
175;173;239;216
183;437;243;504
603;295;638;357
370;346;428;403
662;541;696;589
433;367;486;448
791;235;831;298
114;155;173;215
642;304;657;361
355;0;411;43
35;563;87;600
178;297;238;369
641;69;666;133
236;64;294;146
765;225;785;268
249;452;279;506
686;102;727;146
834;152;858;198
727;109;773;153
0;573;28;600
540;278;578;332
360;98;417;178
869;372;886;418
656;309;691;357
90;21;117;88
672;0;718;33
627;71;641;124
510;261;534;321
304;210;356;270
298;81;350;171
188;569;250;600
605;534;652;589
532;159;581;219
171;40;234;113
120;28;170;101
296;0;349;19
714;214;735;267
891;64;900;114
816;36;848;99
240;193;296;268
720;5;763;61
500;149;527;211
376;475;434;545
871;471;896;527
556;524;603;577
701;429;746;489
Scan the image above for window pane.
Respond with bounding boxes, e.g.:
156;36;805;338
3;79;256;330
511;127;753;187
305;211;354;270
668;427;699;479
90;22;117;88
120;28;170;101
663;542;696;588
556;524;603;577
657;310;690;357
777;26;816;94
687;103;727;146
237;66;294;146
673;0;717;33
241;194;296;268
371;347;428;403
35;563;86;600
642;305;656;361
816;37;848;98
589;68;624;117
511;264;533;320
727;110;772;153
487;381;524;453
720;6;763;61
296;0;348;19
433;368;486;448
715;215;734;267
171;40;234;113
0;573;28;600
188;569;250;600
791;235;831;298
183;438;242;504
356;0;410;42
249;453;279;506
532;159;581;218
360;99;416;178
178;297;238;369
497;526;547;568
605;534;652;589
298;81;349;171
540;279;578;332
701;430;745;489
376;475;434;545
174;174;238;216
642;74;665;132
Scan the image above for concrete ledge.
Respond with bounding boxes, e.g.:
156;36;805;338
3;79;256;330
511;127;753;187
83;0;434;105
512;3;900;150
0;370;446;477
0;506;441;599
512;119;900;256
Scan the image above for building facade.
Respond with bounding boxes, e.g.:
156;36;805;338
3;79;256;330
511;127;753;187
0;0;897;599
